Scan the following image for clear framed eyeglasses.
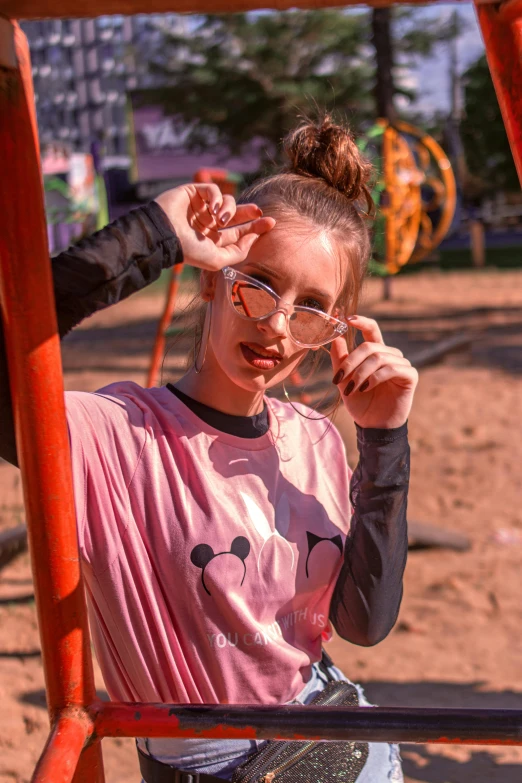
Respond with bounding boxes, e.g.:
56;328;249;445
221;267;348;348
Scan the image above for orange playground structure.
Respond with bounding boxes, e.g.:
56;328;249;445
0;1;521;781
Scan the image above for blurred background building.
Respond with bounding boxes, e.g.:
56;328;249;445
21;15;186;161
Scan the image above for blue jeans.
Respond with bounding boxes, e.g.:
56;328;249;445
138;662;403;782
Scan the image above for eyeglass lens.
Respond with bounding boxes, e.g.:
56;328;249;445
230;281;336;345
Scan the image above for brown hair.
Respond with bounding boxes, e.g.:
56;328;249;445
239;114;374;340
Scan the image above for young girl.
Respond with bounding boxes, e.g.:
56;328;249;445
0;117;416;782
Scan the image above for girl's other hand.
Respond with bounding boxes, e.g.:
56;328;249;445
155;184;275;271
330;316;418;430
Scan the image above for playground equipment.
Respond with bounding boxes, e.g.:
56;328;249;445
364;119;457;276
382;119;457;273
0;2;521;782
401;121;458;265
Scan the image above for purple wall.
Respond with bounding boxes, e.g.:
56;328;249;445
130;101;267;182
47;222;85;255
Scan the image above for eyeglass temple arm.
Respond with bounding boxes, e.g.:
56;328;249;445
319;333;350;355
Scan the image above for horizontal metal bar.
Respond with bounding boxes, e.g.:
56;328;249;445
94;702;522;746
0;0;480;21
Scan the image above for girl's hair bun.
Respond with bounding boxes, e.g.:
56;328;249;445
283;115;374;212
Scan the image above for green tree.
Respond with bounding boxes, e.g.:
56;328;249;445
460;53;519;192
144;9;468;160
144;10;375;158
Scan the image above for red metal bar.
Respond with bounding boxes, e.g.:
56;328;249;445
146;264;184;387
0;20;104;782
475;0;522;186
95;701;522;746
32;712;93;783
194;167;238;196
1;0;476;22
498;0;522;24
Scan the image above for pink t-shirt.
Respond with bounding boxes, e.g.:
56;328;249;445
66;382;352;706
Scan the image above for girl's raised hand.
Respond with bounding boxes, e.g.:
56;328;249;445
155;183;275;271
330;316;418;430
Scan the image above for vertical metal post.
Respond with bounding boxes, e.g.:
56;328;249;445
32;713;92;783
475;0;522;186
0;20;104;782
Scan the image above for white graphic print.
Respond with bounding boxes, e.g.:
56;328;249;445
240;491;295;570
205;608;327;650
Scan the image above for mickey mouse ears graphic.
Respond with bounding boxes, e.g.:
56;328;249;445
305;531;343;578
190;536;250;596
190;493;344;598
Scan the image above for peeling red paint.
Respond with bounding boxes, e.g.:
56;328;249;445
93;702;522;746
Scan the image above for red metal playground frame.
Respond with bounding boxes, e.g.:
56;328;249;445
0;2;521;781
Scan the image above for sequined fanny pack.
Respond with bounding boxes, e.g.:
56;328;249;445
230;679;369;783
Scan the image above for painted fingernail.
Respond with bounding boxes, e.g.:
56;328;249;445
345;315;358;321
220;212;231;224
332;369;344;385
343;380;355;396
213;204;220;215
359;380;369;392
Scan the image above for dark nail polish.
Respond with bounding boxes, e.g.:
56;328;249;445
220;212;231;224
332;369;344;385
359;380;369;392
343;380;355;396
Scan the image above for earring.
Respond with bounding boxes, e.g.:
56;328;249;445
194;301;212;374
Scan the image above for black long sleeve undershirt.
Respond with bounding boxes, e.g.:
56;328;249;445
330;424;409;646
0;202;408;647
0;202;181;467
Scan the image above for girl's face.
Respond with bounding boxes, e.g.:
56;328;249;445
200;216;345;408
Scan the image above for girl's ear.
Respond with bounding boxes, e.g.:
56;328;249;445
200;269;217;302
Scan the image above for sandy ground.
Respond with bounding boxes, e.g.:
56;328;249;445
2;268;522;782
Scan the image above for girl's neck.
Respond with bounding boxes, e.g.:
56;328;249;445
174;362;265;418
